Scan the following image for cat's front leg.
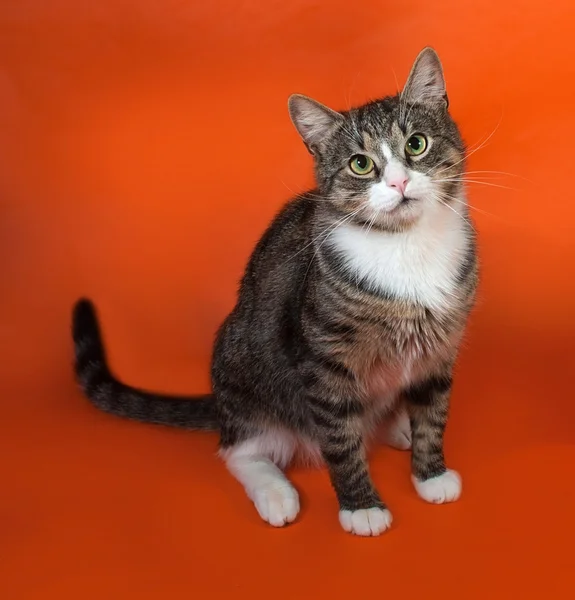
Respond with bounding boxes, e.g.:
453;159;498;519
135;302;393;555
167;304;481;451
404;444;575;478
309;393;393;536
404;370;462;504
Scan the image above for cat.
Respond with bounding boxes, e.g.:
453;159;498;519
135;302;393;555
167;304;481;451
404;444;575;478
72;47;478;536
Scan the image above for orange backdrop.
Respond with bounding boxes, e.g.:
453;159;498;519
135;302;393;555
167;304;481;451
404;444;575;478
1;1;574;598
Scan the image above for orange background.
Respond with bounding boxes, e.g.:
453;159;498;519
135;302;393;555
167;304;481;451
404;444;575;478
1;1;574;598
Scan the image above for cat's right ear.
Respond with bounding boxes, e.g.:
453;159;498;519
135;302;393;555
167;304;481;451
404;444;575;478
288;94;344;154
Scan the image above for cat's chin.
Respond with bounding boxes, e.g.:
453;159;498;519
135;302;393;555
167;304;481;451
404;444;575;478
369;201;424;232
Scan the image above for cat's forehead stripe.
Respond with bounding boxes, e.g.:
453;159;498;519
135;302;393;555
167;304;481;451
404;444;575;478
380;141;393;161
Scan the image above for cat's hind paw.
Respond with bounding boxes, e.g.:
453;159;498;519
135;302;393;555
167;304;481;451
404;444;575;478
253;484;300;527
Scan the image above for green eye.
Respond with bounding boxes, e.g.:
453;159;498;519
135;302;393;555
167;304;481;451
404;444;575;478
405;134;428;157
349;154;374;175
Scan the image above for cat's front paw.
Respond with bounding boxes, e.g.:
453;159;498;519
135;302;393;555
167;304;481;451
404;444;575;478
412;469;462;504
339;507;393;536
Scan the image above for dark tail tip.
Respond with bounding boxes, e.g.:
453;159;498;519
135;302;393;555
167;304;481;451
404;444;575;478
71;298;219;431
72;297;110;386
72;298;99;344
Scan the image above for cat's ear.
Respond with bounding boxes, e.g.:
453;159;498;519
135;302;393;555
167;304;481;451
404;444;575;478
288;94;344;154
402;47;448;109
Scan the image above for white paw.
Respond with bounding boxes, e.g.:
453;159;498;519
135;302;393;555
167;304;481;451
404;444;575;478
379;407;412;450
339;507;393;537
412;469;462;504
252;485;300;527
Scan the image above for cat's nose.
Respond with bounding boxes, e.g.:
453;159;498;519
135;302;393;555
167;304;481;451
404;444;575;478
386;176;408;196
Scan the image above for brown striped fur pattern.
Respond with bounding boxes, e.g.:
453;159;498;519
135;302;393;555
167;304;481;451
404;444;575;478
73;48;478;536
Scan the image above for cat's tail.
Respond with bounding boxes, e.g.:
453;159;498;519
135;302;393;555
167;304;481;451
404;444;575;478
72;299;219;431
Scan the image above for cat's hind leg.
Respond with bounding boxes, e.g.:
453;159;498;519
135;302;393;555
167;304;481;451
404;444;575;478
377;399;412;450
221;429;300;527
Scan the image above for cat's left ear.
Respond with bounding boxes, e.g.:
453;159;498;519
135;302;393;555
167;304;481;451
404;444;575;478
402;47;449;109
288;94;344;154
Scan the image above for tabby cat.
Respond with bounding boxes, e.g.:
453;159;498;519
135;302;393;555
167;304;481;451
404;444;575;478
73;47;477;536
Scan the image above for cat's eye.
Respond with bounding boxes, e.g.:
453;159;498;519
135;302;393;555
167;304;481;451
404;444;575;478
405;134;428;157
349;154;374;175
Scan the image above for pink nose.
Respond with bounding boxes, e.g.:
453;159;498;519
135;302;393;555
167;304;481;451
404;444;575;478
387;177;408;195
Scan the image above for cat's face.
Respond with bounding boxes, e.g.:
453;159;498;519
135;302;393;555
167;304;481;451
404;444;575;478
289;48;466;232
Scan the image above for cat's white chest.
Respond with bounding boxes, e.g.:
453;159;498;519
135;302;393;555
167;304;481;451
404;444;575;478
329;208;468;311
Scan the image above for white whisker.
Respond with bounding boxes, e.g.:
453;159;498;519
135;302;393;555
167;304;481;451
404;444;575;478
345;71;362;112
390;66;400;95
431;112;504;178
284;207;361;264
435;178;515;191
429;193;461;218
302;208;363;282
278;179;333;202
431;190;505;221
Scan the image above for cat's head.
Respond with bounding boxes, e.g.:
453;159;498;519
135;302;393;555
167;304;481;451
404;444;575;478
288;48;465;231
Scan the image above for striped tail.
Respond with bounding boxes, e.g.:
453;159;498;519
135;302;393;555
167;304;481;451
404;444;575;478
72;299;218;431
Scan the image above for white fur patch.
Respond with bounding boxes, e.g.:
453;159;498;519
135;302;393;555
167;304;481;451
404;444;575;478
367;180;403;212
220;429;321;527
329;197;468;311
368;146;406;212
380;140;393;161
233;460;299;527
220;429;297;469
412;469;462;504
368;142;436;212
339;507;393;536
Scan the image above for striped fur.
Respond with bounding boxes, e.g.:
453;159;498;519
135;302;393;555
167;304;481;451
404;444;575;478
73;300;218;430
72;48;478;536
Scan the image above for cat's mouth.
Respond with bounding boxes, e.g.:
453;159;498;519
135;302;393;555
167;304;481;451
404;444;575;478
389;195;418;211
